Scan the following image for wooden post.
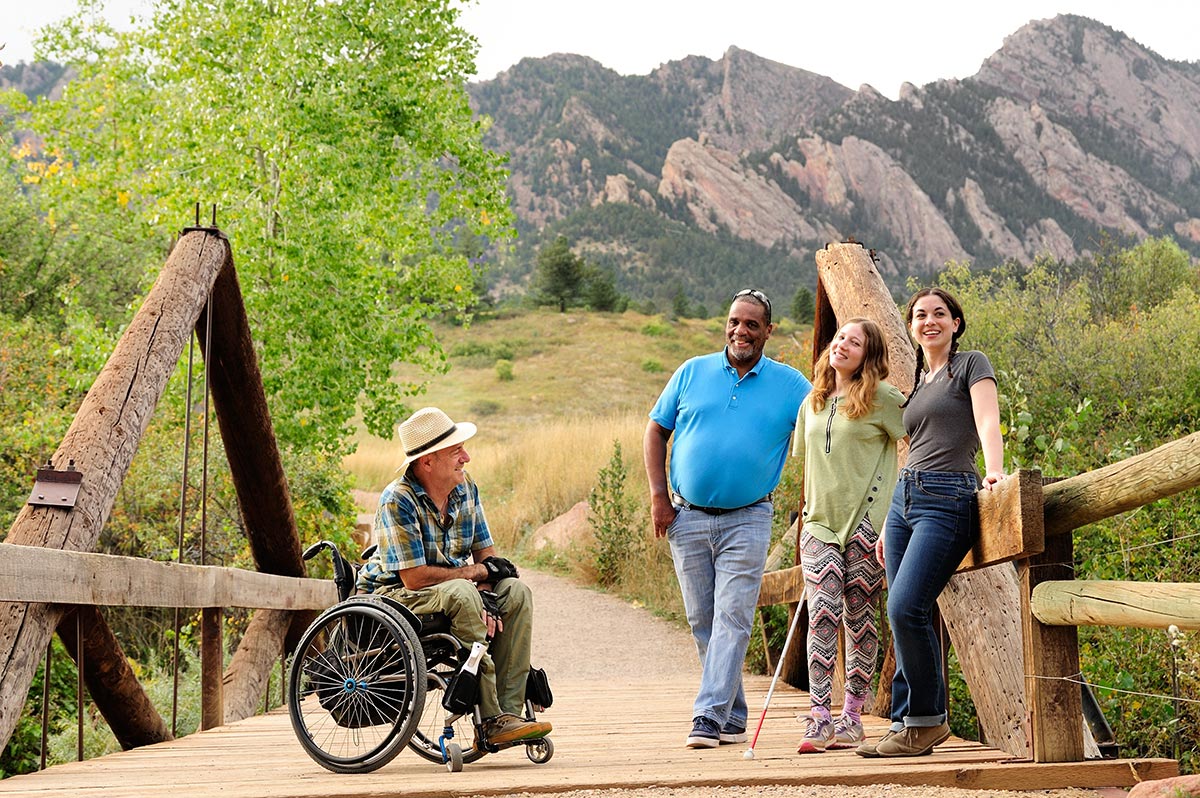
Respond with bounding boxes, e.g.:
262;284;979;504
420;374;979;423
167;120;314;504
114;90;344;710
1020;531;1084;761
57;606;173;749
201;608;224;730
0;230;231;753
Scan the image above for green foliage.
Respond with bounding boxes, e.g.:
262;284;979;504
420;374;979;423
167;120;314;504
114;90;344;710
588;441;642;587
583;265;625;312
494;358;514;381
469;399;502;416
790;286;815;324
11;0;514;453
640;359;664;373
640;319;672;337
0;638;78;777
531;235;585;312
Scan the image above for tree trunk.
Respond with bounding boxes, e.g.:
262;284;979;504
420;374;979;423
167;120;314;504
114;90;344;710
222;609;293;723
0;231;230;753
57;606;173;749
814;240;1030;757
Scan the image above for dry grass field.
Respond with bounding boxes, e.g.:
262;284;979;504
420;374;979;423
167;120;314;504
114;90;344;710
343;307;810;542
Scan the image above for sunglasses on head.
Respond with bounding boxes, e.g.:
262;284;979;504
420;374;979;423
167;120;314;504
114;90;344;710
733;288;771;316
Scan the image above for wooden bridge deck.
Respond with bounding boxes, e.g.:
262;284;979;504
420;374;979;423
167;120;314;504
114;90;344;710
0;674;1175;797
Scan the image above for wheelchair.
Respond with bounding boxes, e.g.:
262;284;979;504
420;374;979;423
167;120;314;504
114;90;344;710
287;540;555;774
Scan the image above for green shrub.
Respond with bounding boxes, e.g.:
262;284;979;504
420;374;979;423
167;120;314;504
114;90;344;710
495;359;514;382
470;399;502;416
640;359;664;373
641;319;672;337
588;441;642;587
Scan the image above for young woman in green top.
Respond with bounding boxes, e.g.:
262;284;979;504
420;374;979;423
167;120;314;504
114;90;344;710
791;318;906;753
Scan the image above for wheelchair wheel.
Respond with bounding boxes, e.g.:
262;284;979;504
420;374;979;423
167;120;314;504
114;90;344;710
288;600;426;774
407;668;485;766
526;736;554;764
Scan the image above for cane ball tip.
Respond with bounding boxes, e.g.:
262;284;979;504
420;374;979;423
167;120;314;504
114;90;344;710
743;748;755;760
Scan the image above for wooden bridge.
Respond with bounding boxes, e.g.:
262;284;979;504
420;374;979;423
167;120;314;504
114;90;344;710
0;566;1177;798
0;236;1196;793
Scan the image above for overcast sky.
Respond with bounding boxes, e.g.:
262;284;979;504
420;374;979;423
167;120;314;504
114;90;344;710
3;1;1197;100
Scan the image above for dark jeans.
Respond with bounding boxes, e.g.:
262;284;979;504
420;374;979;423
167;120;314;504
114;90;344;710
884;468;978;728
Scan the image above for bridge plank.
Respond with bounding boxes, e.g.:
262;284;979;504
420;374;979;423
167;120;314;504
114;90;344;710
0;543;336;609
0;675;1175;798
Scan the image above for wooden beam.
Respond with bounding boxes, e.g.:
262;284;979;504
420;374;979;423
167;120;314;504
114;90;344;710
222;609;293;723
57;606;174;750
1031;580;1200;630
1020;533;1084;762
757;565;806;607
1043;430;1200;537
197;261;304;580
0;543;336;609
0;230;232;753
958;469;1044;571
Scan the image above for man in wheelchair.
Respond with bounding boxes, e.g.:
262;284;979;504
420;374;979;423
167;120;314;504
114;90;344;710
356;406;552;747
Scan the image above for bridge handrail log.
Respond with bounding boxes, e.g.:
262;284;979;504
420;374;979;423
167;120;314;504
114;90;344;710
1043;430;1200;537
1030;580;1200;630
0;544;337;609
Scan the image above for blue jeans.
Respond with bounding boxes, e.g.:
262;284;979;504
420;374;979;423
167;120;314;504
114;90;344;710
668;501;773;728
884;469;978;729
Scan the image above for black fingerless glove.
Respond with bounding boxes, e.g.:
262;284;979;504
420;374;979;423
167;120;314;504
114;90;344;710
479;589;503;640
482;555;519;582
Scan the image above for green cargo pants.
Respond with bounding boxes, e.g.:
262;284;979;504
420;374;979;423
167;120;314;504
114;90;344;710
383;577;533;718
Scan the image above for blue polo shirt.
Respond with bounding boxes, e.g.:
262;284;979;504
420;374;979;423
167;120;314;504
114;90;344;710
650;350;811;509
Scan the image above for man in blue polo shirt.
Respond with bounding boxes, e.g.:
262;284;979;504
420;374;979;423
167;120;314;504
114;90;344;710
644;288;811;748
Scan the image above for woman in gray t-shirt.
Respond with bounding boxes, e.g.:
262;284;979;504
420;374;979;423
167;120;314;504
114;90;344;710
856;287;1005;760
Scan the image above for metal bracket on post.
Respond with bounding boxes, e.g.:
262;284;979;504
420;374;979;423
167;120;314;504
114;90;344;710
181;202;228;241
28;459;83;508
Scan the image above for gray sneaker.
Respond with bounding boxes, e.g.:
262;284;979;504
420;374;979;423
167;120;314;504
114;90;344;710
719;721;747;744
796;715;835;754
830;715;864;748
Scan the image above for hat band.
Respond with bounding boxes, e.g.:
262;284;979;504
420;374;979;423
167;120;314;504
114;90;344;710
406;424;458;458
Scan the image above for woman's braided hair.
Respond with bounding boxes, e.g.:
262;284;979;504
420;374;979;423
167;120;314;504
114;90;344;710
901;287;966;408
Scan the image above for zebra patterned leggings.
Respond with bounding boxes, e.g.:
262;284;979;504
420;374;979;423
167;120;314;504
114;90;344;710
800;517;884;712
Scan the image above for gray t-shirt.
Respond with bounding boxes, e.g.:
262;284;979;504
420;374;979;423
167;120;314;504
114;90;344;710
903;350;996;474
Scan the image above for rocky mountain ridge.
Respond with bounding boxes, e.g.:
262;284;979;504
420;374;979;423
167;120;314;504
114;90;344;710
469;14;1200;308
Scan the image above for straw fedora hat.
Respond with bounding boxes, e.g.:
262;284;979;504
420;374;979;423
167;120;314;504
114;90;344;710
396;407;477;472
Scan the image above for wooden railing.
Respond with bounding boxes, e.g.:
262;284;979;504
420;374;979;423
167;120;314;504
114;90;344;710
0;543;336;756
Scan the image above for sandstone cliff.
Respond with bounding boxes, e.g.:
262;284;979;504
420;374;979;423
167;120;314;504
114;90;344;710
470;14;1200;306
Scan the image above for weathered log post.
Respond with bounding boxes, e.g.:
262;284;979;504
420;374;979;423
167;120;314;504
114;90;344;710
0;231;231;752
813;240;1030;758
196;259;313;722
56;606;174;748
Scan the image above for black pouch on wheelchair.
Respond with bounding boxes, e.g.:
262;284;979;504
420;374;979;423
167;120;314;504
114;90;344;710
526;666;553;710
442;667;480;715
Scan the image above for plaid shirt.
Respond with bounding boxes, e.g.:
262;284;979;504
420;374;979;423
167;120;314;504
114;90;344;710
355;472;494;594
